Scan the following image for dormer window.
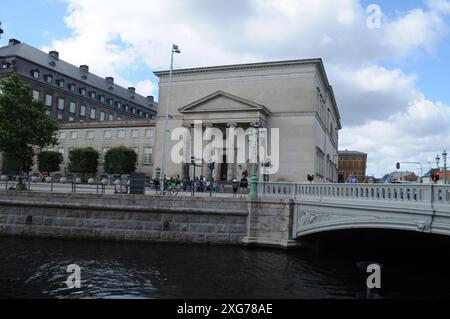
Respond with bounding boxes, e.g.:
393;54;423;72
45;75;53;84
99;95;105;103
116;101;121;108
89;91;96;99
32;70;40;79
57;79;65;88
69;84;76;92
81;74;87;80
2;62;9;69
79;88;86;96
107;98;113;106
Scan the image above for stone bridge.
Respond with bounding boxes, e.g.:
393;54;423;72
257;182;450;240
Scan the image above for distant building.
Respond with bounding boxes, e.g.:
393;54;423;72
0;38;157;124
338;150;367;183
383;171;418;183
30;120;156;178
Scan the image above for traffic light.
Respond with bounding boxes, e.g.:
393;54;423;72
396;162;401;170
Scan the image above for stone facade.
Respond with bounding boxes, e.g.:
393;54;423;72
30;120;157;178
0;192;248;245
0;39;157;124
153;59;341;183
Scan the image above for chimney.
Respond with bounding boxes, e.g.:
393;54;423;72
128;87;136;94
49;50;59;60
147;95;154;106
106;77;114;83
80;65;89;73
9;39;21;46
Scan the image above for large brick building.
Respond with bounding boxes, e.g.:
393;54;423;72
0;39;157;123
338;150;367;183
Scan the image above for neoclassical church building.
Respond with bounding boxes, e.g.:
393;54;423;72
153;59;341;183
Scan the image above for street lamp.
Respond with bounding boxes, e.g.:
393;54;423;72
436;155;441;169
160;44;181;194
443;150;448;185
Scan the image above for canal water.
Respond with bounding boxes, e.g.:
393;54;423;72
0;232;449;299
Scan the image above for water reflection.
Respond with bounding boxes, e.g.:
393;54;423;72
0;234;448;299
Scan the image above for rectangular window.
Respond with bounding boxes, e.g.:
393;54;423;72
108;114;114;121
32;90;39;101
100;96;105;103
117;102;122;108
70;84;76;92
143;148;153;165
45;94;53;106
45;75;52;84
58;98;65;110
131;129;140;138
145;128;154;138
86;131;95;139
104;130;112;139
71;131;78;139
69;102;76;113
99;111;105;121
80;105;86;117
57;113;63;120
69;116;74;122
117;129;125;138
58;148;65;156
117;116;122;121
80;88;86;96
59;131;66;139
58;80;65;88
90;108;96;119
90;92;96;99
32;71;39;79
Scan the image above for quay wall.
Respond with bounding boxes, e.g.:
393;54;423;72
0;191;297;248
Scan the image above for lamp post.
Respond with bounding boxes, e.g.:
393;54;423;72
160;44;181;194
443;150;448;185
249;122;261;198
436;155;440;169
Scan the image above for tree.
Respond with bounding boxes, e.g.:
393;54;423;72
104;146;137;177
0;73;58;174
68;147;99;177
37;151;63;176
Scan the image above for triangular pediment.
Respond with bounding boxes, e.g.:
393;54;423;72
178;91;270;114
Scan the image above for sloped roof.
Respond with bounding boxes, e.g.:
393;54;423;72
0;41;154;110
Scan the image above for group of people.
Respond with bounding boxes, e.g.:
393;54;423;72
153;174;249;196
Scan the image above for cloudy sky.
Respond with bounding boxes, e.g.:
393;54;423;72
1;0;450;177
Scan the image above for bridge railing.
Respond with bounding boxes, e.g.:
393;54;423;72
257;182;450;205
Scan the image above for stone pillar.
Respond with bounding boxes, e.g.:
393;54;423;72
182;123;192;180
227;123;238;181
203;123;213;179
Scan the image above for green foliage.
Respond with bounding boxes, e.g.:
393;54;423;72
104;146;137;176
68;147;99;176
37;150;63;175
0;73;59;173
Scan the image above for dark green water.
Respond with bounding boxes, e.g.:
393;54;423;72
0;232;449;299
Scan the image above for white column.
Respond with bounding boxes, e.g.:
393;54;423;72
227;123;237;181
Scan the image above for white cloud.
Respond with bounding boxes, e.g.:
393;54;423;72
46;0;450;177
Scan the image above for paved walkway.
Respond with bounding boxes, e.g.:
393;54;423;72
0;181;249;198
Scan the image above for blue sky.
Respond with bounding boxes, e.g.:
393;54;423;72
1;0;450;176
1;0;449;105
